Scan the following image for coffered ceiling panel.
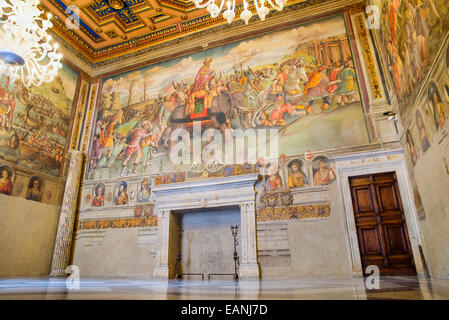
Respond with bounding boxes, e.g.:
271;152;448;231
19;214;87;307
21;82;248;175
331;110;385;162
39;0;351;66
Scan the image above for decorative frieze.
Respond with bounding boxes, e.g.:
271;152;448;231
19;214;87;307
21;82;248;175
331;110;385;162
354;14;382;100
78;216;157;230
256;203;331;222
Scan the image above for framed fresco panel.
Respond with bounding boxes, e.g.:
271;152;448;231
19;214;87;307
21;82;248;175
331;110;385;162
87;15;369;179
0;62;79;177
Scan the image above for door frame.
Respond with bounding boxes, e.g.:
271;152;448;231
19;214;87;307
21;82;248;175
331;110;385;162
334;149;427;277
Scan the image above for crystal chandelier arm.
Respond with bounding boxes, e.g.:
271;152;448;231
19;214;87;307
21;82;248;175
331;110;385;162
193;0;214;9
222;0;236;24
240;0;252;25
0;0;62;87
205;0;226;18
215;0;226;14
0;1;14;16
253;0;269;21
266;0;286;11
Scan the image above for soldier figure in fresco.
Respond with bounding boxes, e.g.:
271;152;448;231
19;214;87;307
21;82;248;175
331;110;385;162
302;65;332;113
261;94;301;127
121;121;152;173
334;59;358;108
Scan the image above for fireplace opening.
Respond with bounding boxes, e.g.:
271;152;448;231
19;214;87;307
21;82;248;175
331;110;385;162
171;206;241;281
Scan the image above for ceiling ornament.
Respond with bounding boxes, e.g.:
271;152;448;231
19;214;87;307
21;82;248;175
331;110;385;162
195;0;288;24
108;0;125;10
0;0;62;87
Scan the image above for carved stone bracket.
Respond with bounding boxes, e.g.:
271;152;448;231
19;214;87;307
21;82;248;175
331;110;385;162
257;191;293;209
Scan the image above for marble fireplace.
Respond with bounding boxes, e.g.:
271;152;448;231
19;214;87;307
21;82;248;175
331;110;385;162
151;173;260;280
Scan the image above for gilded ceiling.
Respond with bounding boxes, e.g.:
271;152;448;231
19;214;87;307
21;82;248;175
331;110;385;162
37;0;364;69
39;0;331;65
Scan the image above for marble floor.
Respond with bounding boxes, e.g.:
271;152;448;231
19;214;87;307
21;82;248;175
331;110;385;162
1;276;449;300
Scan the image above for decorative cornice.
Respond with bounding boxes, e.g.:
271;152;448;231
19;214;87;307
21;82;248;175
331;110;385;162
152;173;259;194
331;147;404;162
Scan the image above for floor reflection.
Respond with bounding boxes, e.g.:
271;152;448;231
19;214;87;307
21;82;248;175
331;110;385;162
0;276;448;300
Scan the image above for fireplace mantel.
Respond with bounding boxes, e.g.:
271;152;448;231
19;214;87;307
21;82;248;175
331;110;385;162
152;173;260;280
152;173;260;211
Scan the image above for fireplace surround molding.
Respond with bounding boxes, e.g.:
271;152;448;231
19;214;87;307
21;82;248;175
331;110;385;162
151;173;260;280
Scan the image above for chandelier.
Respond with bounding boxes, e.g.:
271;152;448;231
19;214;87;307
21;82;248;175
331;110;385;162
0;0;62;87
193;0;288;25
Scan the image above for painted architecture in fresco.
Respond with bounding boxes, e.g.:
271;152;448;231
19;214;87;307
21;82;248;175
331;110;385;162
87;16;369;179
374;0;449;116
0;62;79;177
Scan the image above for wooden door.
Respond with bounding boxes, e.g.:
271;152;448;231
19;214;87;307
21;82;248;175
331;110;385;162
349;172;416;276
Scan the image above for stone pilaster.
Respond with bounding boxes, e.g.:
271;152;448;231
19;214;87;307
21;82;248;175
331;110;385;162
238;201;260;280
50;151;85;277
152;209;172;279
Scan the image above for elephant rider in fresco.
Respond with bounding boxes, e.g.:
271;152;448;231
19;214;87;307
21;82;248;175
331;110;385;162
185;57;216;119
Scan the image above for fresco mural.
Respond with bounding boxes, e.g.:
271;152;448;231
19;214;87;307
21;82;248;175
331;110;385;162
262;162;285;192
87;15;369;180
406;128;419;165
92;183;105;207
312;156;336;185
114;181;129;205
287;159;307;188
374;0;449;116
26;176;43;202
0;62;79;177
427;81;447;129
136;178;151;203
415;109;431;152
0;165;14;195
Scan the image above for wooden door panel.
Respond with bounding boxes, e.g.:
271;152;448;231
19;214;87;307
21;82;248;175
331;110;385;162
383;225;409;254
378;185;399;210
358;228;383;256
354;188;375;213
349;172;416;276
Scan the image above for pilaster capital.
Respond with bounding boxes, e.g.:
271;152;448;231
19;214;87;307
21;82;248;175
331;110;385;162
157;208;171;218
239;201;255;213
